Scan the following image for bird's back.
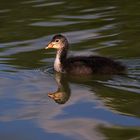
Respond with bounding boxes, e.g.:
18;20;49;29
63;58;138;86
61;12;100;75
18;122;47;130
64;56;126;75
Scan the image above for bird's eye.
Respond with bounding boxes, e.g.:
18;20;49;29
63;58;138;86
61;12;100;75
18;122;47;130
55;39;59;42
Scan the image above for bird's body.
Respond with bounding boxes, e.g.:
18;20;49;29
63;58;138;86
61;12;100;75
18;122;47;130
45;34;126;75
63;56;125;75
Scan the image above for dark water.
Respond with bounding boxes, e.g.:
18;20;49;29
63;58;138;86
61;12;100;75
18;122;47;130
0;0;140;140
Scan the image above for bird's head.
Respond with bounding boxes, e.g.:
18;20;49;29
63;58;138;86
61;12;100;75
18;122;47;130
45;34;69;50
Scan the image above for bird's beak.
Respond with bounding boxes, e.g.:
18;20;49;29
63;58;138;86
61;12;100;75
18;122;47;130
48;93;55;98
45;42;54;49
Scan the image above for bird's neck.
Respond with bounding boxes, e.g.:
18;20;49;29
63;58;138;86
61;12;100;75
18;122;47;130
54;47;68;73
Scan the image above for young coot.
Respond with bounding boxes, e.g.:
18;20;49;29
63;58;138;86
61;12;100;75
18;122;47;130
45;34;126;75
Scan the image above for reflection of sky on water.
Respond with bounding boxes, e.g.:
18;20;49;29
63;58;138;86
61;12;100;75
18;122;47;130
0;69;140;139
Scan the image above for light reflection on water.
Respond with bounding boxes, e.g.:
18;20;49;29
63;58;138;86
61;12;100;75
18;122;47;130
0;0;140;140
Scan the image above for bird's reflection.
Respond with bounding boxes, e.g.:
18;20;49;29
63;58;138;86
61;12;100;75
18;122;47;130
48;72;71;104
47;72;114;104
47;68;140;120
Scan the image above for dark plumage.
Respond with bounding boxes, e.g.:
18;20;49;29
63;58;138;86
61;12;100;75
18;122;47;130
45;34;126;75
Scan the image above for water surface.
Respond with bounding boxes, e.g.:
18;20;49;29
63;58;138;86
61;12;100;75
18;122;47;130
0;0;140;140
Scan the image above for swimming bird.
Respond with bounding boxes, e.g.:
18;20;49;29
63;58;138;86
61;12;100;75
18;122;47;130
45;34;126;75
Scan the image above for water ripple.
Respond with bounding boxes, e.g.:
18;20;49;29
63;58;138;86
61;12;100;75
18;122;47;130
33;2;65;7
30;21;83;27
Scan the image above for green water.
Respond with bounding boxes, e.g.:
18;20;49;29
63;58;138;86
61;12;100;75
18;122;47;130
0;0;140;140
